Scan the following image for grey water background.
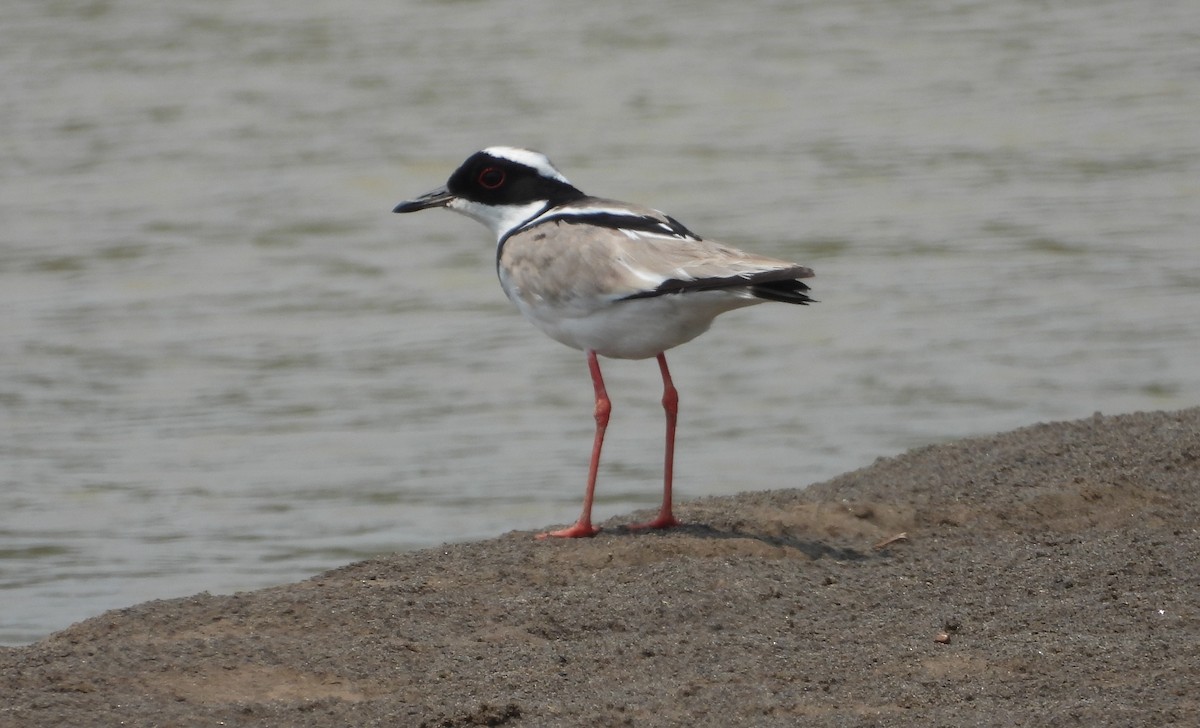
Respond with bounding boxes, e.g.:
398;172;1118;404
2;0;1197;645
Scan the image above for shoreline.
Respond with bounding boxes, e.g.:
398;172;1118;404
3;407;1197;727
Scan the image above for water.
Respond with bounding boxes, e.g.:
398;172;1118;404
2;0;1197;645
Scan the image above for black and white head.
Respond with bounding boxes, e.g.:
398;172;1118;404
393;147;586;241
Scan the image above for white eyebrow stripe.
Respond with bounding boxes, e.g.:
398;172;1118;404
480;146;571;184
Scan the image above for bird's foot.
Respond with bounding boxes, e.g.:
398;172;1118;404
626;512;681;531
536;521;600;540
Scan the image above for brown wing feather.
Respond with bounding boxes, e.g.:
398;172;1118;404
499;215;812;307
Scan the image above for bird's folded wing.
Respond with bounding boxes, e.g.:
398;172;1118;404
501;212;811;305
611;234;813;297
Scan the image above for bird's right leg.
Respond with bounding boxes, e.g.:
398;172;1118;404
537;349;608;539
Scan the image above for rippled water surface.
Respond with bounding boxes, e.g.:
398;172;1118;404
2;0;1198;644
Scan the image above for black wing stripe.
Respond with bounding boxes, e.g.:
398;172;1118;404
539;211;701;240
621;270;814;304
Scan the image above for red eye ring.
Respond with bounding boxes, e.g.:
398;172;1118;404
478;167;506;189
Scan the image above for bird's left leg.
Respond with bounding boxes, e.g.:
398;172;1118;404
628;352;682;531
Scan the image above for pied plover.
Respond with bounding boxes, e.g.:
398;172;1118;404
394;146;814;538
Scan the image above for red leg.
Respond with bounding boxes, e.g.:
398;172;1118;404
628;352;682;531
537;350;608;539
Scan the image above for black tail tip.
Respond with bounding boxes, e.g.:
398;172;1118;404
752;280;816;305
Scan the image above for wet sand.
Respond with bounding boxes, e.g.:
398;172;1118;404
2;408;1197;727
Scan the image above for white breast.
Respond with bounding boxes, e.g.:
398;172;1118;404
499;266;761;359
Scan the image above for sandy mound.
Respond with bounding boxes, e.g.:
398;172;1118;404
3;408;1197;727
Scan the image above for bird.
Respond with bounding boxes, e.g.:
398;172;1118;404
393;146;814;539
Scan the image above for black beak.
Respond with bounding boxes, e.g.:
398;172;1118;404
393;186;455;213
